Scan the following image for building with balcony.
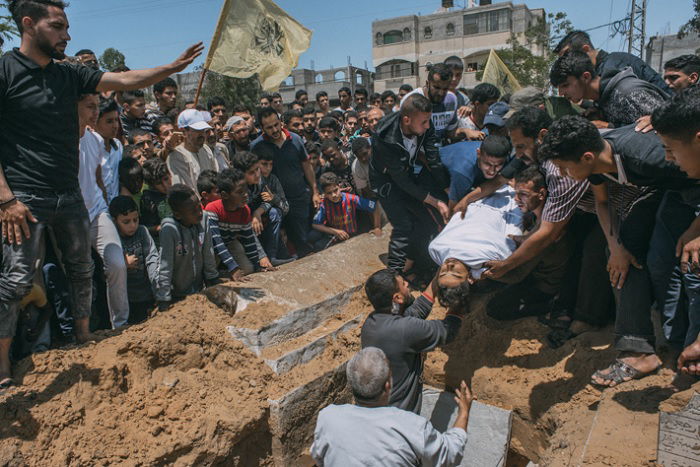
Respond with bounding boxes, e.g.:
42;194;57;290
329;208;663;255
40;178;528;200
372;0;546;93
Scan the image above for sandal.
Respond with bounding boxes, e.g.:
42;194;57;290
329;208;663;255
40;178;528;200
546;328;577;349
0;377;15;390
591;359;661;388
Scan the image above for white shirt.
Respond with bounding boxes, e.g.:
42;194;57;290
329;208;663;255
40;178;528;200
78;130;108;223
429;186;524;279
167;143;219;191
351;158;370;191
92;130;123;203
311;404;467;467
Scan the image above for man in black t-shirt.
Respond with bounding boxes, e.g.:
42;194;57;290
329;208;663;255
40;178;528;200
539;115;698;388
0;0;203;389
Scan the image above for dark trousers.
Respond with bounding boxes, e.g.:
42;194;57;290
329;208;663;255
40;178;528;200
379;183;443;273
260;207;283;259
284;196;312;257
612;192;664;354
128;300;153;325
555;212;615;326
0;190;93;339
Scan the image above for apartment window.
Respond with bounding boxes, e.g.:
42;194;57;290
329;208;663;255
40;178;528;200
424;26;432;39
375;32;383;45
383;30;403;44
463;9;510;35
403;27;412;40
446;23;455;36
466;62;478;72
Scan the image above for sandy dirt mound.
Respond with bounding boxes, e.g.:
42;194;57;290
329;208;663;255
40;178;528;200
0;295;274;467
425;295;700;466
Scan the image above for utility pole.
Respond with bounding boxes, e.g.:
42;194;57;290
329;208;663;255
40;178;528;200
627;0;647;58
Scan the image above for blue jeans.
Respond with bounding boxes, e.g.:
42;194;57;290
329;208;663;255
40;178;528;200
260;207;283;259
0;190;93;338
648;191;700;349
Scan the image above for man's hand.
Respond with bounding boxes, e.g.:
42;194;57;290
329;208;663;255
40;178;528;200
456;128;485;141
436;200;450;223
125;254;140;270
251;216;263;236
261;191;273;202
333;229;350;241
453;380;474;431
259;257;278;271
591;120;611;129
678;336;700;375
607;245;641;289
634;115;654;134
370;227;383;237
165;132;183;151
457;106;472;119
483;259;509;280
508;233;528;247
230;268;250;282
312;192;321;209
1;200;37;245
453;197;471;220
677;227;700;274
170;43;205;73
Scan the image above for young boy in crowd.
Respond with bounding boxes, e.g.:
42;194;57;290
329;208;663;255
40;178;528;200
140;158;173;242
257;151;295;263
318;116;342;145
309;173;377;251
351;137;383;236
109;196;159;324
305;141;325;182
118;157;144;205
119;89;151;141
197;170;221;208
128;128;156;160
231;152;292;265
156;185;220;311
205;168;275;280
320;139;356;194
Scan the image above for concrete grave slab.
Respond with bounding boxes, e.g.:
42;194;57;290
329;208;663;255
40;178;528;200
421;386;513;467
658;392;700;466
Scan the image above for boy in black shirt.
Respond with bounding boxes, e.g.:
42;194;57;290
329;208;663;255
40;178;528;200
320;139;356;194
539;115;697;388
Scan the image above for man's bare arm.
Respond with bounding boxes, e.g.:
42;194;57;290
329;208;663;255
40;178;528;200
453;175;506;218
96;43;204;92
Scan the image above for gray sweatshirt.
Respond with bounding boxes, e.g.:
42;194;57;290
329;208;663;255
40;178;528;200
361;296;462;413
119;225;159;303
156;213;218;302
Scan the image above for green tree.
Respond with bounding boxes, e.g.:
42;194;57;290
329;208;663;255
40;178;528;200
678;0;700;38
198;68;261;111
478;12;573;89
99;47;126;72
0;1;19;52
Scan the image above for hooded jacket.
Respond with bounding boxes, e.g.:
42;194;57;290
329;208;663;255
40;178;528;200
156;212;218;302
369;111;449;202
595;50;670;94
598;67;667;128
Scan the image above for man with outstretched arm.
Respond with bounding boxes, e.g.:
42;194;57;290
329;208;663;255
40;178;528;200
0;0;203;389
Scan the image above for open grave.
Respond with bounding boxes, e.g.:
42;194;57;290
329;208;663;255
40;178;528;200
1;230;699;466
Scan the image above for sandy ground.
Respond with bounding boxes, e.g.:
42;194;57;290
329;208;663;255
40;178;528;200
1;288;697;466
424;295;700;466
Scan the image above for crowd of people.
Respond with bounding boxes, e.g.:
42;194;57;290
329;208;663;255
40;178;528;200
3;1;700;465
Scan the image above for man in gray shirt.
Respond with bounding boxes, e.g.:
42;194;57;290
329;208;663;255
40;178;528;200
312;347;472;466
361;269;466;413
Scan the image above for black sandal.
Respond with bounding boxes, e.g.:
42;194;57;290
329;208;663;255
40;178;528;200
591;359;661;388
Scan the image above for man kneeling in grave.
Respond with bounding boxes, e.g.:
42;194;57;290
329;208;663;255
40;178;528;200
429;166;572;320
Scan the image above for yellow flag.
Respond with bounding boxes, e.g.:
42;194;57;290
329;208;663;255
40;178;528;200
481;49;521;95
204;0;312;91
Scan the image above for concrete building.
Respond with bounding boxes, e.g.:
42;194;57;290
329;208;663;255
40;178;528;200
372;0;546;93
646;33;700;74
278;65;374;106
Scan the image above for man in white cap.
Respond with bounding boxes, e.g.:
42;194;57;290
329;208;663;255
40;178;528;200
167;109;220;191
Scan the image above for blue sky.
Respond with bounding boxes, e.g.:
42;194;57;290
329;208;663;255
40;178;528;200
2;0;695;71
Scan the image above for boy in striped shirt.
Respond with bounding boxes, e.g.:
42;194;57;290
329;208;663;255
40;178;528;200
309;173;377;251
205;168;275;281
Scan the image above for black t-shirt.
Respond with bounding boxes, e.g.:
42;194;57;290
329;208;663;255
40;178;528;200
588;125;695;191
251;130;310;201
0;49;104;192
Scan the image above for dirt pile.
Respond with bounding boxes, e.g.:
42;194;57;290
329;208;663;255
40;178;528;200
0;295;275;466
424;295;700;466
